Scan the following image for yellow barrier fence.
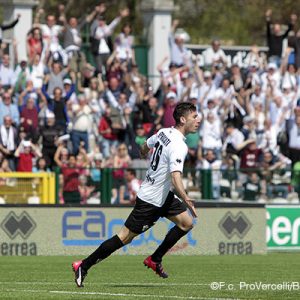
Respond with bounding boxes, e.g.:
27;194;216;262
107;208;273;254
0;172;56;204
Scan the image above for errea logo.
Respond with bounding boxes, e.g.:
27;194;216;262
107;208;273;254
1;211;36;239
219;212;251;239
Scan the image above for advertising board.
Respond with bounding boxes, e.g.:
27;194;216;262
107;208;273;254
0;206;266;256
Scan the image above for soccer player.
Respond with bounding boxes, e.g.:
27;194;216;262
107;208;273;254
72;102;200;287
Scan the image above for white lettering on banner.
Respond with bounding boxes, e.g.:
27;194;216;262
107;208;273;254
267;210;300;246
272;217;291;246
292;218;300;245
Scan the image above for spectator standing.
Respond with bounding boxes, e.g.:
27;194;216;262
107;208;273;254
78;174;95;204
203;39;227;68
114;24;136;66
61;5;103;72
0;92;20;126
168;20;190;67
26;27;43;60
0;14;20;46
197;149;222;199
28;52;45;90
54;145;80;203
38;110;63;168
0;115;18;171
0;54;15;93
15;140;42;172
265;9;297;67
71;94;96;153
91;7;129;73
19;96;40;133
200;113;222;159
112;143;131;202
98;107;119;159
35;7;68;66
45;61;70;96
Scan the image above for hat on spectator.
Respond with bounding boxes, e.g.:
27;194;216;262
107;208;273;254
23;141;31;148
251;62;259;68
20;57;28;63
29;92;37;100
63;78;72;85
98;16;106;21
45;110;55;119
181;71;189;79
60;148;69;154
132;77;141;83
166;91;177;99
169;62;177;68
203;70;212;78
136;123;144;130
94;153;103;161
267;63;277;70
243;115;254;123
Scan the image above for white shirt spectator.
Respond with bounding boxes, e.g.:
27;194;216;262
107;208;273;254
200;118;222;149
203;47;227;67
223;128;245;151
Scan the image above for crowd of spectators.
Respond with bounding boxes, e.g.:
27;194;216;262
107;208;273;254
0;6;300;203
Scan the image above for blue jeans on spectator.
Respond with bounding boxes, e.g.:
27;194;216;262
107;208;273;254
72;130;88;153
101;137;119;159
55;120;68;134
266;184;289;199
268;56;282;69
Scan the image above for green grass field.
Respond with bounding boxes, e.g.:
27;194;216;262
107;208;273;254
1;254;300;299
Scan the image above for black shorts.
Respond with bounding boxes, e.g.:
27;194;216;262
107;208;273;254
124;191;187;234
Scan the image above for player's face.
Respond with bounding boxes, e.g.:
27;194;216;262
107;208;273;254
184;110;200;134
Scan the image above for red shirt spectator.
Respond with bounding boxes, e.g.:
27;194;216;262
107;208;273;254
99;108;118;140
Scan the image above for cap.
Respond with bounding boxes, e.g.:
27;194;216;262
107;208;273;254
23;141;31;148
136;123;144;130
267;62;277;70
98;16;106;21
169;62;177;68
243;115;254;123
132;77;141;83
63;78;72;85
45;110;55;119
251;62;259;68
60;148;69;154
166;91;177;99
181;71;189;79
94;153;103;161
20;57;28;63
203;70;212;78
28;92;37;100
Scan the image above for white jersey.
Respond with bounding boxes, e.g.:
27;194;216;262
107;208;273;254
137;127;188;207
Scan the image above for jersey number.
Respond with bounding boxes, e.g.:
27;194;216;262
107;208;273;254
150;142;163;171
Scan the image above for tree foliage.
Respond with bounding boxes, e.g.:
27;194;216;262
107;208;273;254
32;0;300;46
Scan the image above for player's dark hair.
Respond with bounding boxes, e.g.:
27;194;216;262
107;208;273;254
173;102;196;126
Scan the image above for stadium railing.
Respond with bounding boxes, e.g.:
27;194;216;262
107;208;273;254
51;167;299;205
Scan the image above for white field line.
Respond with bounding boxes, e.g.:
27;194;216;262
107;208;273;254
4;289;239;300
0;281;209;286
